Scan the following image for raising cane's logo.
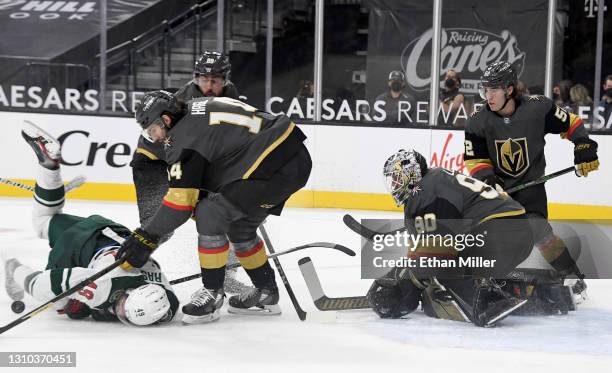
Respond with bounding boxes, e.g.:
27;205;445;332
401;28;526;94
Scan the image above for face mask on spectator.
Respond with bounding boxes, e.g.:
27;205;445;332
390;81;403;92
445;78;457;89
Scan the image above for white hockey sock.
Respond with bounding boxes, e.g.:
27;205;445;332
32;165;65;239
13;264;36;295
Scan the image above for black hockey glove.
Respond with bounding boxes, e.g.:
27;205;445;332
573;138;599;177
117;228;160;270
62;299;92;320
367;268;421;319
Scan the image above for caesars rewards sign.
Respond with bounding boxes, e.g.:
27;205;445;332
401;28;527;93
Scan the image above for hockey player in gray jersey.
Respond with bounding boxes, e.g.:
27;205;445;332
119;90;312;324
129;51;250;295
368;149;535;327
464;61;599;296
4;121;179;326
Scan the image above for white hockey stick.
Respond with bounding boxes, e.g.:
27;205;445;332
0;175;86;193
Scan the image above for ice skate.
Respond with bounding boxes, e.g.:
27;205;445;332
21;120;61;170
228;286;281;316
181;287;224;324
4;258;24;301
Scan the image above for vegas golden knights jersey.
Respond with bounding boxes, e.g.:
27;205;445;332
130;81;241;167
403;168;525;234
162;96;306;202
464;95;589;189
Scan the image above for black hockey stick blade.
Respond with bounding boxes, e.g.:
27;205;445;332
343;214;405;241
169;241;355;285
0;258;124;335
298;257;369;311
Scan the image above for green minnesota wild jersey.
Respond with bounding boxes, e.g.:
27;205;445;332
403;168;525;234
163;96;307;194
464;95;589;189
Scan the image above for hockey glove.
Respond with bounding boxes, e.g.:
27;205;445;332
61;299;92;320
573;138;599;177
117;228;160;270
481;174;505;194
367;268;421;319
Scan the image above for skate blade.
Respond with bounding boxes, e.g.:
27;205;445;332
181;309;220;325
486;299;528;327
227;304;281;316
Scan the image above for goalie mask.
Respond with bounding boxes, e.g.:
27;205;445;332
114;284;172;326
383;149;428;206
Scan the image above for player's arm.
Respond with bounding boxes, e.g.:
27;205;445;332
463;127;497;186
544;103;599;176
119;150;206;269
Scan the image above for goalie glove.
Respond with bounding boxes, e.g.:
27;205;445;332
367;268;421;319
117;228;160;270
573;138;599;177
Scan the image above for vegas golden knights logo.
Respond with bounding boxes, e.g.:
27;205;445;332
495;137;529;177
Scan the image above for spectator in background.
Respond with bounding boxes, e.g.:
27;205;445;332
553;79;573;110
376;70;416;124
439;69;465;127
569;84;593;122
296;80;314;99
599;75;612;128
516;81;529;97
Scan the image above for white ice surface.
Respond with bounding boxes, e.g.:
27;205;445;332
1;197;611;373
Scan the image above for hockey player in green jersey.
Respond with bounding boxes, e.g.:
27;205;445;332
3;121;179;326
367;149;534;327
120;91;312;324
464;61;598;297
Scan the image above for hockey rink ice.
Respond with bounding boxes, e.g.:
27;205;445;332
1;197;612;372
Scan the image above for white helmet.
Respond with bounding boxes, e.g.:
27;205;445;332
114;284;172;326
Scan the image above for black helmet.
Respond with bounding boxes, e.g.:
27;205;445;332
480;61;517;89
479;61;517;99
135;90;181;129
194;51;231;79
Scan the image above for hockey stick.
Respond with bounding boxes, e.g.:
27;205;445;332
0;258;125;335
505;166;574;194
259;224;308;321
298;257;369;311
343;166;576;241
0;175;87;193
169;241;355;285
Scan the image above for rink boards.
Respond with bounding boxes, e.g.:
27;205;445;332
0;111;611;219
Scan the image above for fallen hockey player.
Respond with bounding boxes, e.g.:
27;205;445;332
3;121;179;326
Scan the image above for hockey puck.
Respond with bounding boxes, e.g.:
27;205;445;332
11;300;25;314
